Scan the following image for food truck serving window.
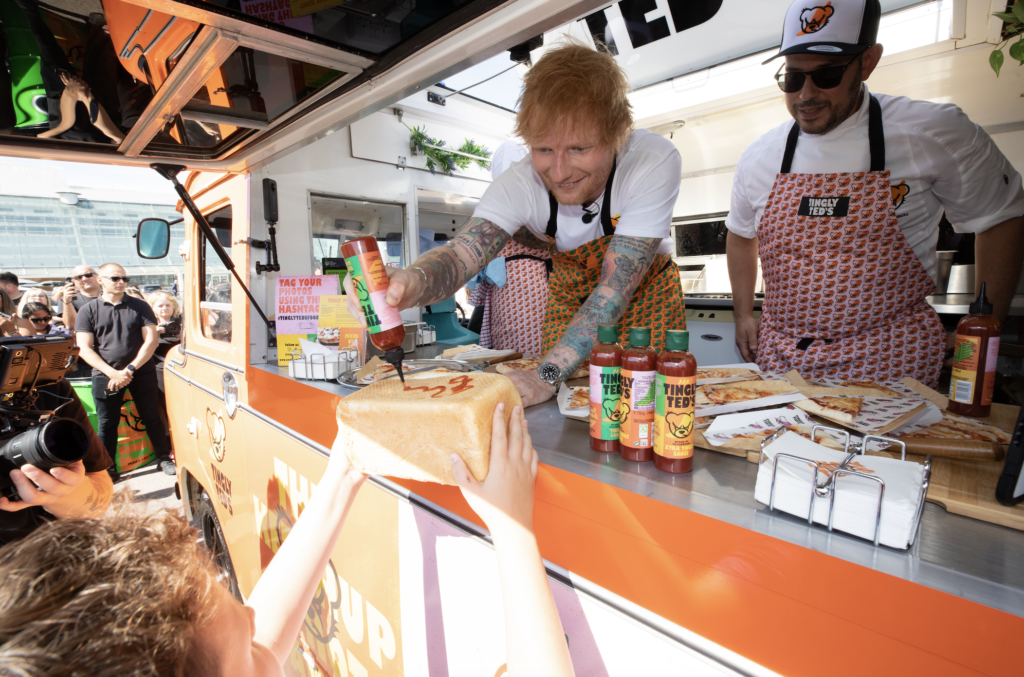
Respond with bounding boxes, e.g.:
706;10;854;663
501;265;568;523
310;194;406;273
199;205;233;343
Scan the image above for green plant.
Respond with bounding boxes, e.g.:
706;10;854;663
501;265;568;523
406;124;491;175
990;1;1024;75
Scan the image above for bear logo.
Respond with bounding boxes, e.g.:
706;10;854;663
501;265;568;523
798;2;835;35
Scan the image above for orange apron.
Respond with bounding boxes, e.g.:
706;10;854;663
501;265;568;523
540;163;687;353
756;95;945;387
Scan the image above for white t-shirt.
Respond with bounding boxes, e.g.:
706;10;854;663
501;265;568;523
725;85;1024;283
474;129;682;252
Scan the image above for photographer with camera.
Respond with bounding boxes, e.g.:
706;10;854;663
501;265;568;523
0;336;114;544
147;291;181;459
76;264;174;478
59;265;102;331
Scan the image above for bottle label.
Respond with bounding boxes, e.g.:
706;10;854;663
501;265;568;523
590;365;621;441
949;334;981;404
983;337;1000;406
344;251;402;334
619;368;656;448
654;374;697;459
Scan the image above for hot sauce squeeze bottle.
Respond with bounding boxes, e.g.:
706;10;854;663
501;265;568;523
619;327;657;462
590;324;622;452
948;282;1001;417
653;330;697;474
340;236;407;383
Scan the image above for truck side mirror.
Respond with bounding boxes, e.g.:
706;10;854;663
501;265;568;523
136;218;170;259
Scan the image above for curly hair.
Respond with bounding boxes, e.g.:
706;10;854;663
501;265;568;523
147;290;181;318
514;40;633;152
0;498;221;676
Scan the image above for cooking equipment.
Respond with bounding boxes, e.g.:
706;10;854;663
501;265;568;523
935;251;955;294
946;264;975;294
685;308;758;365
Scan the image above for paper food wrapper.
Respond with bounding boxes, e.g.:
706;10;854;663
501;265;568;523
557;383;589;421
288;337;350;380
754;431;926;549
696;391;805;417
704;407;820;449
356;355;386;381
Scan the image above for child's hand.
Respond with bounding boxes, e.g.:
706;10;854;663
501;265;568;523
452;403;538;537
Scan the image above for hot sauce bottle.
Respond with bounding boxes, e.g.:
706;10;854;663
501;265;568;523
949;283;1001;417
340;236;407;382
653;330;697;474
590;324;622;452
619;327;657;462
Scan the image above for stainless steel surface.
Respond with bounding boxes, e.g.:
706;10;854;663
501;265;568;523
926;293;1024;316
946;264;976;294
936;251;955;294
337;358;477;387
685;294;761;310
250;355;1024;617
521;402;1024;618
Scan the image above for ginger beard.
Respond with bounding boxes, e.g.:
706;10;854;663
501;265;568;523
785;55;864;136
529;121;615;207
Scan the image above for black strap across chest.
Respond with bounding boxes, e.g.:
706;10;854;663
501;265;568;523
780;95;885;174
546;160;618;240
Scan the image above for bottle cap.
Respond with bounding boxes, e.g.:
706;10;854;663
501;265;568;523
969;282;993;315
665;330;689;352
597;325;619;344
628;327;651;347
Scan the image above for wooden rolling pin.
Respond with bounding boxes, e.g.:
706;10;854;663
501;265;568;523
893;438;1005;462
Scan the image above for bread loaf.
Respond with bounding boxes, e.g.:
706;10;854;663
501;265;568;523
336;372;522;485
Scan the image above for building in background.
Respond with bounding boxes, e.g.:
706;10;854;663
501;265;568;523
0;162;184;287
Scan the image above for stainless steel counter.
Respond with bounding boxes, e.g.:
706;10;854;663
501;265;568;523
252;353;1024;619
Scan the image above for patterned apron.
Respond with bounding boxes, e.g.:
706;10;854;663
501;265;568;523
467;241;551;356
541;162;687;353
756;96;945;387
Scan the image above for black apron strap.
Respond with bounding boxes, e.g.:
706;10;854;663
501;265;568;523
598;160;618;237
504;253;554;278
780;95;885;174
546;160;618;239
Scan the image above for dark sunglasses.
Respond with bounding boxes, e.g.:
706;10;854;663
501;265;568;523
73;272;96;280
774;57;860;94
103;276;130;283
30;316;52;324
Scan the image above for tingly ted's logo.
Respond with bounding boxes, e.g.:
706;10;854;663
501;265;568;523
798;2;834;35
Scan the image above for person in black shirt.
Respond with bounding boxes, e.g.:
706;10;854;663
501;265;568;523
0;272;21;308
75;264;174;477
0;378;114;545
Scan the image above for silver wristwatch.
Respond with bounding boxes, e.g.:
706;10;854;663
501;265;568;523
537;363;563;391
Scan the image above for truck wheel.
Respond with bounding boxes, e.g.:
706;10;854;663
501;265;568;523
191;490;242;601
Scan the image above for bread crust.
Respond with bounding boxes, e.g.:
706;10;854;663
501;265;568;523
336;372;522;485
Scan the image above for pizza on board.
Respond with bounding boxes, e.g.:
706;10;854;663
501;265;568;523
360;363;417;384
497;358;589;379
567;387;590;410
695;380;798;405
897;412;1012;444
696;367;759;380
794;396;865;425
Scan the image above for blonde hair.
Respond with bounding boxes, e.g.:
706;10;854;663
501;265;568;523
16;288;51;316
0;498;221;676
148;290;181;317
514;41;633;152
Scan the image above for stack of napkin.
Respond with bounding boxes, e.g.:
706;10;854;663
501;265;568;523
754;432;926;549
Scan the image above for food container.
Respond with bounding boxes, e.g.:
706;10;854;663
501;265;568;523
947;264;975;294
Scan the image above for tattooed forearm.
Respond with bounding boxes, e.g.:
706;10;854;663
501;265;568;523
542;235;661;379
409;218;510;306
511;226;556;253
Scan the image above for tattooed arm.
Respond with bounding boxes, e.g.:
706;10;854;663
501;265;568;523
0;462;114;518
344;218;511;323
543;235;661;379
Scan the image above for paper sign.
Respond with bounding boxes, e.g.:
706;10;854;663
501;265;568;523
277;334;314;367
317;295;361;328
275;275;338;335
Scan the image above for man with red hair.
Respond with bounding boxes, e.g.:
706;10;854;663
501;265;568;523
346;42;685;405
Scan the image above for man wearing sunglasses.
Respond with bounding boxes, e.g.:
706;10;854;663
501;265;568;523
726;0;1024;387
75;263;174;478
59;264;102;331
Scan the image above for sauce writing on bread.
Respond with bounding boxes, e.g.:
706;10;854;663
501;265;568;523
403;375;477;398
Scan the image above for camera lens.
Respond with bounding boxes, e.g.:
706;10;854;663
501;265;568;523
0;418;90;470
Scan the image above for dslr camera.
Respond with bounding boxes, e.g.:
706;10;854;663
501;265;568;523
160;319;182;336
0;335;90;501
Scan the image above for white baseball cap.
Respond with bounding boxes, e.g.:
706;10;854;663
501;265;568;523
763;0;881;64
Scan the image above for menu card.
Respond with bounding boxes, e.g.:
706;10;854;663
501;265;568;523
275;275;339;366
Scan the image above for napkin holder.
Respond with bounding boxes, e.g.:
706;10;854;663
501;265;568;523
288;348;355;381
758;426;932;549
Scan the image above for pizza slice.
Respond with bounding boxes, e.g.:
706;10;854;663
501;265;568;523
696;367;759;380
567;386;590;410
794;396;865;425
696;380;798;405
897;412;1011;444
361;363;417;384
839;380;904;398
732;425;846;450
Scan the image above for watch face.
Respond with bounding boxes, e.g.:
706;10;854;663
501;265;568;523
538;363;560;384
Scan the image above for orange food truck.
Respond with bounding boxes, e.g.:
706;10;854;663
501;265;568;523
4;0;1024;674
